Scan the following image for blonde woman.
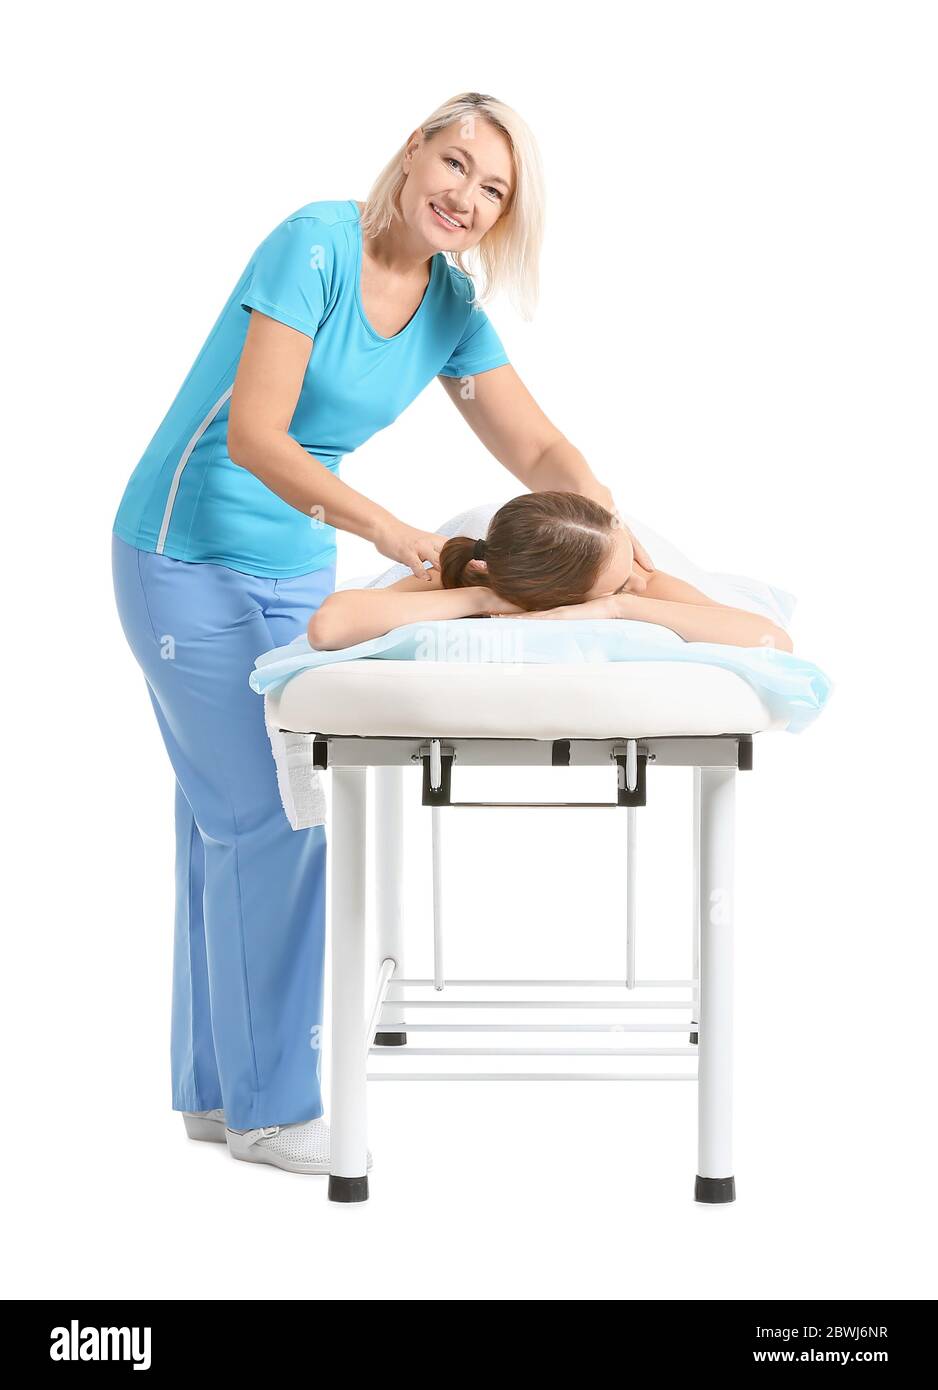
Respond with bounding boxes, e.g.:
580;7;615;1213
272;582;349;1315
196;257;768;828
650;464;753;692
309;492;794;653
111;91;651;1180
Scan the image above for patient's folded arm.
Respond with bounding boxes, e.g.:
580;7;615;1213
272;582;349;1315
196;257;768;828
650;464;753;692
308;585;486;650
618;594;793;653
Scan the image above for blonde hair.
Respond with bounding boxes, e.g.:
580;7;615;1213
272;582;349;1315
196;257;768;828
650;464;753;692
359;91;546;321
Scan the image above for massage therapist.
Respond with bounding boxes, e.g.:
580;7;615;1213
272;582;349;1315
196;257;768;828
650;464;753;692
110;89;650;1176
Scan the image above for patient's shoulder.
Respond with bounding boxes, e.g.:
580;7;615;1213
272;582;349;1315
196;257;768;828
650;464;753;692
641;568;731;608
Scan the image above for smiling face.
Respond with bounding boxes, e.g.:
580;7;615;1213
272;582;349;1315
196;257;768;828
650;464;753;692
399;120;514;251
585;525;635;600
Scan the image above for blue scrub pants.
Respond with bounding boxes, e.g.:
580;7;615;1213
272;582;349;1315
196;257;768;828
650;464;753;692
111;532;336;1131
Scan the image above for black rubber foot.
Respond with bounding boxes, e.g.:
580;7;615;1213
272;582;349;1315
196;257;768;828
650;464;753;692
328;1174;369;1203
373;1031;407;1047
695;1175;736;1204
689;1030;698;1045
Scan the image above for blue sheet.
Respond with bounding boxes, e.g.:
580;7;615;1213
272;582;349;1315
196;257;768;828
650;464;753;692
249;618;832;734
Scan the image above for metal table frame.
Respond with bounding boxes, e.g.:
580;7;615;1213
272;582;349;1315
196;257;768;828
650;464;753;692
296;729;750;1205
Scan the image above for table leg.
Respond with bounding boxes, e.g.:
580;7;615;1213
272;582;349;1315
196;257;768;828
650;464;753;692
695;767;736;1204
374;766;406;1046
329;767;369;1203
690;767;701;1045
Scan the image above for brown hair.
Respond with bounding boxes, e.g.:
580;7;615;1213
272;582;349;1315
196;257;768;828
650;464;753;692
439;492;618;610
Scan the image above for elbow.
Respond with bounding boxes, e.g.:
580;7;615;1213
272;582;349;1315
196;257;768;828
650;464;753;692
307;610;340;652
227;421;274;471
227;424;252;470
307;595;350;652
307;615;338;651
763;625;793;654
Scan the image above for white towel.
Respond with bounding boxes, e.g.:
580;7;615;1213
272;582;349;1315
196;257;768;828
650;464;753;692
265;715;327;831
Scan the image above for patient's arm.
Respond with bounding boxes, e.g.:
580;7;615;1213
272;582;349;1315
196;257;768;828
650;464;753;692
617;591;793;652
503;572;793;652
308;574;490;650
311;563;793;653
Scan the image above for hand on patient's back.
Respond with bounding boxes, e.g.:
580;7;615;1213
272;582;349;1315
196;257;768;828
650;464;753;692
610;512;655;575
372;518;447;580
629;533;655;573
626;559;654;594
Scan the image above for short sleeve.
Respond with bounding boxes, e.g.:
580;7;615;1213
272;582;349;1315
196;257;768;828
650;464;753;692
438;301;510;378
240;218;330;340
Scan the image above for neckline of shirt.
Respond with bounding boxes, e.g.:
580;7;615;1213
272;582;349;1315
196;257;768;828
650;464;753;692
349;198;440;343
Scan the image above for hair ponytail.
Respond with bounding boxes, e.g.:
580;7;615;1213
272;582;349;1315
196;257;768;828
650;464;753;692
439;534;490;590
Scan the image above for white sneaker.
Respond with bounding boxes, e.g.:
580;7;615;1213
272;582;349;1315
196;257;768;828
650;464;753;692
225;1116;373;1175
182;1108;227;1143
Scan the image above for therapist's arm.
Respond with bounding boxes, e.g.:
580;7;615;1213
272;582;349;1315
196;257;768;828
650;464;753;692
437;364;654;569
228;311;440;579
437;364;615;510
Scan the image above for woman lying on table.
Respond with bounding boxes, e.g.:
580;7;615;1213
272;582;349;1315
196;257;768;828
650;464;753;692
307;491;793;654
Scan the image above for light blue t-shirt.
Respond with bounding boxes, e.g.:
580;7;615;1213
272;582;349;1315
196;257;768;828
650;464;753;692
112;199;510;577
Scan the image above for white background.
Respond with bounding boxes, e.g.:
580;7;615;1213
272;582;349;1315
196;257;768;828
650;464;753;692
4;0;935;1300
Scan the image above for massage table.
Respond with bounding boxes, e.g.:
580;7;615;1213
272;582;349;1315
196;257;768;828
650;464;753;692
265;653;788;1205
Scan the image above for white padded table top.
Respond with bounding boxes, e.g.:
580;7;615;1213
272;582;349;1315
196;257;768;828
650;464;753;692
266;659;786;740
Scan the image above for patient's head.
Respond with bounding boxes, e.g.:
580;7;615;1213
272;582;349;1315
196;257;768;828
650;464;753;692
438;491;634;611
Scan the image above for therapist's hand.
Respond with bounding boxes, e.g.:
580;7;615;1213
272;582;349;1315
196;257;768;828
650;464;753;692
608;504;655;574
625;558;655;594
371;517;449;581
628;534;655;574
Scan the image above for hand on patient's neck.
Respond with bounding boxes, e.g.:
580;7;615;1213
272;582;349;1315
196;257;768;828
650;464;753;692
625;560;654;595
